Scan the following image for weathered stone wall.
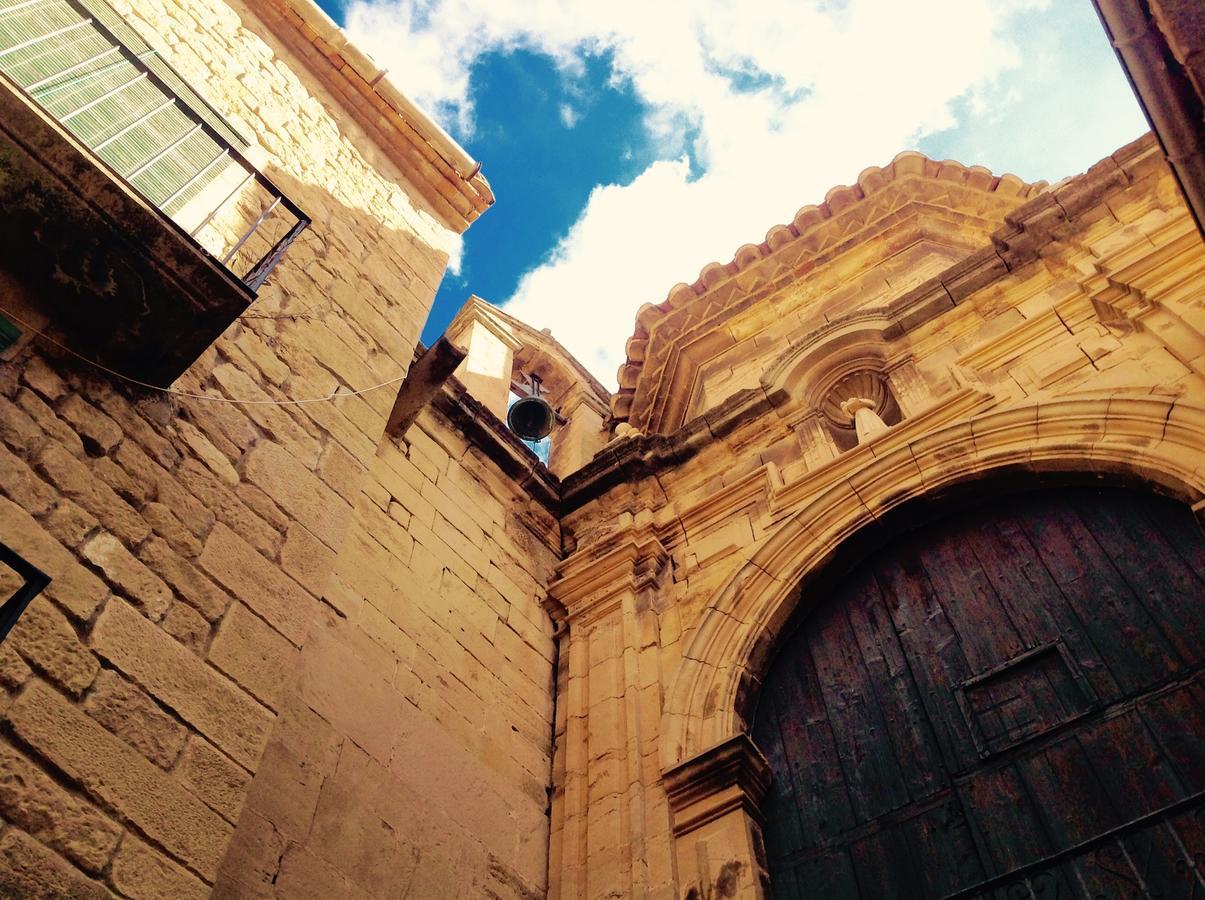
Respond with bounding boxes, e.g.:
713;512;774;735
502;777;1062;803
216;401;560;897
548;139;1205;899
0;0;547;896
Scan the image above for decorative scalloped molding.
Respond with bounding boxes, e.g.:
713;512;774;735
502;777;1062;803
612;151;1047;424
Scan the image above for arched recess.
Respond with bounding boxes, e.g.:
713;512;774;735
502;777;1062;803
758;310;901;411
660;391;1205;772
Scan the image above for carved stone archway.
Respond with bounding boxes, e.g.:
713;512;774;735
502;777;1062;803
659;392;1205;898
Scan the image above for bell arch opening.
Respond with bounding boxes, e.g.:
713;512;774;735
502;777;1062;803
748;481;1205;899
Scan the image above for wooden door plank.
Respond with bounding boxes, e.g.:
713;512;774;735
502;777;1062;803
766;636;857;850
1139;677;1205;795
809;579;913;823
961;517;1062;649
787;848;861;900
754;488;1205;900
1072;817;1196;898
966;510;1122;703
1076;711;1188;822
875;549;979;773
900;795;988;898
1018;498;1183;696
1138;491;1205;581
916;520;1025;673
957;763;1053;877
1071;489;1203;666
751;689;806;875
849;821;926;900
1015;736;1122;849
843;572;947;803
1164;805;1205;892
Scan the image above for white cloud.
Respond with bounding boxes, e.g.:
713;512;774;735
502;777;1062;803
345;0;1143;386
445;233;464;276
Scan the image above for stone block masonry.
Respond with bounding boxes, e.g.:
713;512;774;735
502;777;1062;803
217;400;562;898
6;2;1193;899
0;0;558;895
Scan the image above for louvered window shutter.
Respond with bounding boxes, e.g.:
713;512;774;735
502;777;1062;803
0;0;248;221
0;0;307;291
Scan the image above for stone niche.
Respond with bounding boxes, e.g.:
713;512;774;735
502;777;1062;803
819;369;903;450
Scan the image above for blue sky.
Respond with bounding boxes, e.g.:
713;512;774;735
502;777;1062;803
318;0;1147;385
425;48;657;338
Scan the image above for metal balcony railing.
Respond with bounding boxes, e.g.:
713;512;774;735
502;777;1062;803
0;0;309;292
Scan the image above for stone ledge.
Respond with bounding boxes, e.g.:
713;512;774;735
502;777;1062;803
413;368;562;515
662;733;772;836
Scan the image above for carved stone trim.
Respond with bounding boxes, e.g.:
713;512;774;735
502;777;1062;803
661;393;1205;770
445;299;525;354
547;525;669;627
663;734;772;837
613;154;1048;428
614;134;1160;434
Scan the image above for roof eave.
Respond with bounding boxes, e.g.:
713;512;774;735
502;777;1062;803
247;0;494;233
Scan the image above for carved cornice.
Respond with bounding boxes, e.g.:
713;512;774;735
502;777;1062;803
547;524;668;627
956;302;1078;374
613;134;1162;437
1084;216;1205;329
676;465;781;538
446;297;525;353
662;734;772;836
423;375;562;513
562;388;776;512
769;386;995;512
568;138;1166;514
757;308;901;394
247;0;493;232
613;152;1047;429
564;386;994;594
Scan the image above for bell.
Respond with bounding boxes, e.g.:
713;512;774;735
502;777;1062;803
507;395;556;441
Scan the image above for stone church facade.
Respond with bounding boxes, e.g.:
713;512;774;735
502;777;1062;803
0;0;1201;898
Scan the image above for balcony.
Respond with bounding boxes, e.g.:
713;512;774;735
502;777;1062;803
0;0;309;384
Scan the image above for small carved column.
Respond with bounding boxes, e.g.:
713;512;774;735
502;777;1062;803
885;359;931;417
548;387;609;477
840;396;888;443
663;734;772;900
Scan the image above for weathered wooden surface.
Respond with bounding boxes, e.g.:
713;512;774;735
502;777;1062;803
752;487;1205;899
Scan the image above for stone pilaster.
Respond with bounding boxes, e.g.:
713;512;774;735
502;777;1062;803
792;411;838;470
549;387;609;477
885;358;931;417
663;734;772;900
546;522;677;899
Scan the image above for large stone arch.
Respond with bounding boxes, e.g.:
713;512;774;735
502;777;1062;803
660;391;1205;772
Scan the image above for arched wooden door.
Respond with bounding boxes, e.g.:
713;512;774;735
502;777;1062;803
752;487;1205;899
